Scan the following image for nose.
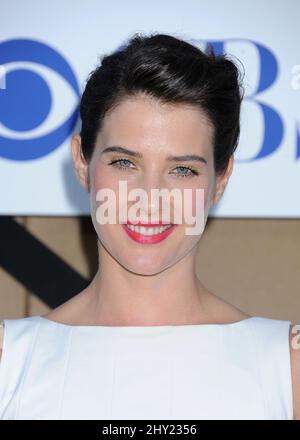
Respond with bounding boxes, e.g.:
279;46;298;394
135;172;171;223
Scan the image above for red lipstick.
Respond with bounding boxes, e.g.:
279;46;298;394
122;222;176;244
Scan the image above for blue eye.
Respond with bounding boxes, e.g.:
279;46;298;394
108;159;198;178
173;166;198;178
109;158;134;169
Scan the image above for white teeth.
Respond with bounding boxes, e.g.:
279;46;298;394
126;224;172;235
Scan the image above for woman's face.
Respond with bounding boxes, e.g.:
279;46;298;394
74;94;231;276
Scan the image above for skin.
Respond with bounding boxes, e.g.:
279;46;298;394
47;92;250;327
41;92;299;419
0;92;299;418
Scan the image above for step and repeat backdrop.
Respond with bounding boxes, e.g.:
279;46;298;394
0;0;299;321
0;0;299;217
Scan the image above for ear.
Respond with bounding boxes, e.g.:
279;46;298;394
71;134;90;192
211;155;234;206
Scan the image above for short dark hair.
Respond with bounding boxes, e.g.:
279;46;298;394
79;32;245;176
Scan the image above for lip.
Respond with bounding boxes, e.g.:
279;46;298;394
122;223;176;244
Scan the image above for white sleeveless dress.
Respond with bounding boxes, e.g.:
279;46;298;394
0;315;293;420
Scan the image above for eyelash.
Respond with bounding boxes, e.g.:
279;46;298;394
108;158;199;178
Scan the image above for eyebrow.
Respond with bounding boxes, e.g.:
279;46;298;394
101;146;207;165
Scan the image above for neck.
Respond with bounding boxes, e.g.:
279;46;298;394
83;241;211;327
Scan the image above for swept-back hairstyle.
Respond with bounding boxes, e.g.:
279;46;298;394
79;32;244;176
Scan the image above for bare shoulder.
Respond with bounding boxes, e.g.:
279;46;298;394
289;323;300;420
41;288;92;326
201;288;251;323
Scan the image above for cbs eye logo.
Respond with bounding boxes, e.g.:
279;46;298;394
0;38;80;161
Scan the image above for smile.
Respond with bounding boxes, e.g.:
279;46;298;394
122;223;176;244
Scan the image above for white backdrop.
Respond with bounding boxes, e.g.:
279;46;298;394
0;0;299;217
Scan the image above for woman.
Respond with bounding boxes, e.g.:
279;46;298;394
0;32;299;420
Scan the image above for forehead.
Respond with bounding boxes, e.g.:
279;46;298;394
96;94;214;155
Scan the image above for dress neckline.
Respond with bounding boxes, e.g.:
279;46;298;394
36;315;258;330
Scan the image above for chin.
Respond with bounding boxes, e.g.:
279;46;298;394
119;256;173;276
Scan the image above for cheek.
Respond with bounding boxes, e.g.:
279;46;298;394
187;178;212;219
89;166;117;225
90;166;131;232
92;165;115;190
90;165;121;208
